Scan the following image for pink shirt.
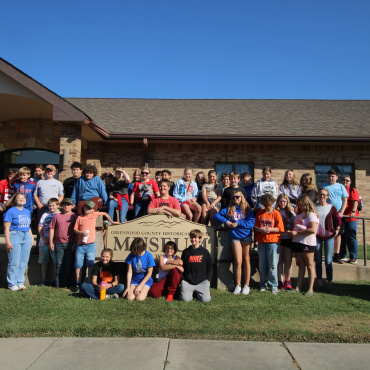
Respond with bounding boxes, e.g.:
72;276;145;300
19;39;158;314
49;212;78;243
292;212;319;246
74;211;104;244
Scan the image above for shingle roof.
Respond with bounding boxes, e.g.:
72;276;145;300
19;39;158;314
65;98;370;141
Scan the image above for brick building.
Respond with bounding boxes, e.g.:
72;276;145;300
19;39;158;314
0;57;369;241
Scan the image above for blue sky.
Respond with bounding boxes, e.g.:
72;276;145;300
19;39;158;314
2;1;370;99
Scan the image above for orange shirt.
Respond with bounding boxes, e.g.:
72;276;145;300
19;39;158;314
255;209;284;244
74;211;104;244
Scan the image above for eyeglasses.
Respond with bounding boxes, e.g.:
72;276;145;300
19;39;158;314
233;196;241;200
318;194;327;196
342;179;350;182
142;172;149;175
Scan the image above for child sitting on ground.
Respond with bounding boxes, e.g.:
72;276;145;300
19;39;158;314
73;200;117;293
38;198;60;287
81;248;125;299
123;237;156;301
149;241;183;301
180;229;212;302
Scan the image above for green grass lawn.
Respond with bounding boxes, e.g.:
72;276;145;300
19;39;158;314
357;245;370;260
1;281;369;343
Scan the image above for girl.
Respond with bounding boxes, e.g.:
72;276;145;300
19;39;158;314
279;170;301;208
149;241;183;301
254;194;284;294
4;193;33;291
251;167;279;210
300;173;318;204
33;164;45;185
315;188;341;292
275;194;296;290
123;238;156;301
108;168;131;223
130;167;160;219
173;168;201;222
195;171;206;207
81;248;125;299
287;195;319;296
201;170;222;225
213;191;255;295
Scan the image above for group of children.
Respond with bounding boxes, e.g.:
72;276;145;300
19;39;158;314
1;163;360;300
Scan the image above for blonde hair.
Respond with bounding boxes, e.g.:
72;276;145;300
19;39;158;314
207;170;218;192
18;166;31;175
296;195;318;218
275;194;295;221
228;191;249;217
300;173;318;193
282;170;299;190
7;193;27;208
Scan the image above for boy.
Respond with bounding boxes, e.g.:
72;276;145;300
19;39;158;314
38;198;60;287
73;200;117;293
32;165;45;185
220;172;230;195
0;169;17;210
14;167;36;212
49;198;78;288
148;179;181;217
322;169;349;263
180;229;212;302
155;170;163;185
71;164;108;215
222;172;247;209
242;172;255;208
63;162;82;198
162;169;175;196
34;165;64;222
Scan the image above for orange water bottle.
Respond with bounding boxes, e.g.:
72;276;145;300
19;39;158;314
100;281;107;300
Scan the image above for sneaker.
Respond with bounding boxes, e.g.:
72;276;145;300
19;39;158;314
278;281;284;290
9;285;19;291
166;294;174;301
103;220;112;227
271;289;279;295
284;281;292;290
333;255;344;264
74;284;81;294
241;285;250;295
305;291;314;297
38;282;46;287
106;293;119;299
348;259;357;264
233;285;242;295
259;288;266;292
18;284;26;290
341;257;347;262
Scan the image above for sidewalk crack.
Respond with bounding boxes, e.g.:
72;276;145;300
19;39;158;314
26;338;59;370
163;338;171;369
282;342;301;370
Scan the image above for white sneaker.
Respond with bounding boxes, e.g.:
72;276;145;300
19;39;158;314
18;284;26;290
260;288;266;292
242;285;250;295
233;285;242;295
9;285;19;291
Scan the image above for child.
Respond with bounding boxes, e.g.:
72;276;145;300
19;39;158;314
73;200;117;293
220;173;230;196
34;164;64;222
130;167;160;219
279;170;301;208
123;237;156;301
242;172;255;208
251;167;279;211
81;249;125;299
49;198;78;288
14;167;36;212
195;171;206;206
148;179;181;217
63;162;82;198
254;194;284;294
162;169;175;196
213;191;255;295
155;170;163;185
180;229;212;302
222;172;247;209
101;172;115;199
149;241;183;301
275;194;296;290
300;173;318;203
0;169;17;211
38;198;60;287
108;168;131;223
201;170;222;225
71;164;108;215
3;193;33;291
322;169;348;263
32;164;45;185
173;168;202;222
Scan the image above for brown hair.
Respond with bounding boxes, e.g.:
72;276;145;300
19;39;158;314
163;241;178;254
189;229;203;240
83;164;98;176
300;173;318;193
296;195;318;218
260;194;275;207
7;193;27;208
130;237;147;255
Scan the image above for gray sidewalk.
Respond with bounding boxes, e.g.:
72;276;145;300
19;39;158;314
1;338;369;370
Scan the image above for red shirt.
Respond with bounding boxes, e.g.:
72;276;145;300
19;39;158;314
148;196;181;210
343;186;360;222
132;179;159;201
0;179;16;204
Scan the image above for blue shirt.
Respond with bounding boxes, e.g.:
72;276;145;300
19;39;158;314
125;250;156;285
322;182;349;211
14;180;36;212
4;206;31;231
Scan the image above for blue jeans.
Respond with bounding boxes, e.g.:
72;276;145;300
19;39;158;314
7;230;32;288
340;220;358;260
258;242;280;290
81;282;125;299
74;243;96;269
315;237;334;282
107;198;129;223
133;199;150;219
54;242;75;287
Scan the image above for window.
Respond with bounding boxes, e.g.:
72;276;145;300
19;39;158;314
215;162;254;184
315;164;354;189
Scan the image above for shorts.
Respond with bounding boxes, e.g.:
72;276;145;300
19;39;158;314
231;236;252;243
291;242;315;253
38;245;56;264
280;239;293;249
131;275;153;289
207;198;221;211
74;242;96;268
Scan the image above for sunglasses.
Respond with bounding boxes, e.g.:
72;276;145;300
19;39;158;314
142;172;149;175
